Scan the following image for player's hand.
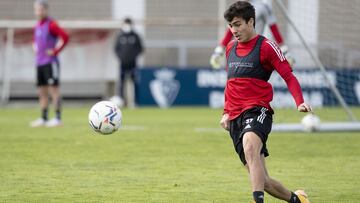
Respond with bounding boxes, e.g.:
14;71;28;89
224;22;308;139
220;113;230;131
210;46;225;69
47;49;55;56
280;45;295;66
32;44;38;53
297;102;312;113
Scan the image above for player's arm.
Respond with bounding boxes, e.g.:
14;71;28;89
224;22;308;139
210;28;233;69
263;40;311;112
48;20;69;56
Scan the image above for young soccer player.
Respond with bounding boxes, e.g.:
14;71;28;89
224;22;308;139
219;1;311;202
210;0;294;69
30;0;69;127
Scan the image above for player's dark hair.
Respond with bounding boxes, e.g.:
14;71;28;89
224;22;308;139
124;17;133;25
224;1;255;28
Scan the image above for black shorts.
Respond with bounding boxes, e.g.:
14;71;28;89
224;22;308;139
229;106;273;165
36;62;60;86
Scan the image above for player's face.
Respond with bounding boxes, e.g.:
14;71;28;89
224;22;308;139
34;3;48;20
228;17;255;43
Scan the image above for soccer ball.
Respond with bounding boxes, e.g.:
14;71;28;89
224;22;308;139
109;95;124;108
301;114;320;132
88;101;122;135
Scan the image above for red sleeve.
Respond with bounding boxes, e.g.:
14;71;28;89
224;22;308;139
49;20;69;55
220;28;233;47
269;24;284;45
261;40;304;107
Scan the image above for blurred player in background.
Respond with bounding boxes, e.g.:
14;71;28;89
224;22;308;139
30;0;69;127
210;0;294;69
114;17;144;108
219;1;311;203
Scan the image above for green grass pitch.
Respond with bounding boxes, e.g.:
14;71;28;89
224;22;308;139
0;106;359;202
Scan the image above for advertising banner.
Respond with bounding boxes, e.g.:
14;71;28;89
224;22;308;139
136;68;360;108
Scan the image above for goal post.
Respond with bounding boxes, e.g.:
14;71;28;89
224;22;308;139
271;0;360;132
274;0;357;122
1;28;14;104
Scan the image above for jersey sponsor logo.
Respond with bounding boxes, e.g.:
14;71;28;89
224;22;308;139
150;69;180;108
266;40;286;61
228;61;254;69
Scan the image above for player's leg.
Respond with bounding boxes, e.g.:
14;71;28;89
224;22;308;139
48;86;61;120
39;86;49;113
129;67;137;107
243;131;266;203
264;165;309;203
30;66;49;127
46;62;62;127
244;156;308;203
261;155;295;201
265;178;309;203
241;107;274;202
119;67;126;106
30;86;49;127
39;86;49;119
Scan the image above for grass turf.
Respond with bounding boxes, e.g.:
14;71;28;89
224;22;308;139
0;106;359;202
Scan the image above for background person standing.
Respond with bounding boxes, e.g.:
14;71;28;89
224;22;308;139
114;17;144;107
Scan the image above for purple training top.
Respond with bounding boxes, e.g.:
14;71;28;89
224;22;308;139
34;18;58;66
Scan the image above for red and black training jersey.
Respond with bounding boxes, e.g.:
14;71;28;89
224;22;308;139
224;35;304;120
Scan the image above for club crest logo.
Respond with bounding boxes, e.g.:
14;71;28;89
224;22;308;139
150;69;180;108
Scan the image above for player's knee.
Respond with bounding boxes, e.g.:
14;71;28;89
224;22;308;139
243;132;262;164
243;144;257;164
39;91;48;98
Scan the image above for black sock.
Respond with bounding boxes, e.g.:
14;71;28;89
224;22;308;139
55;99;61;120
56;109;61;120
42;108;48;121
253;191;264;203
289;192;301;203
